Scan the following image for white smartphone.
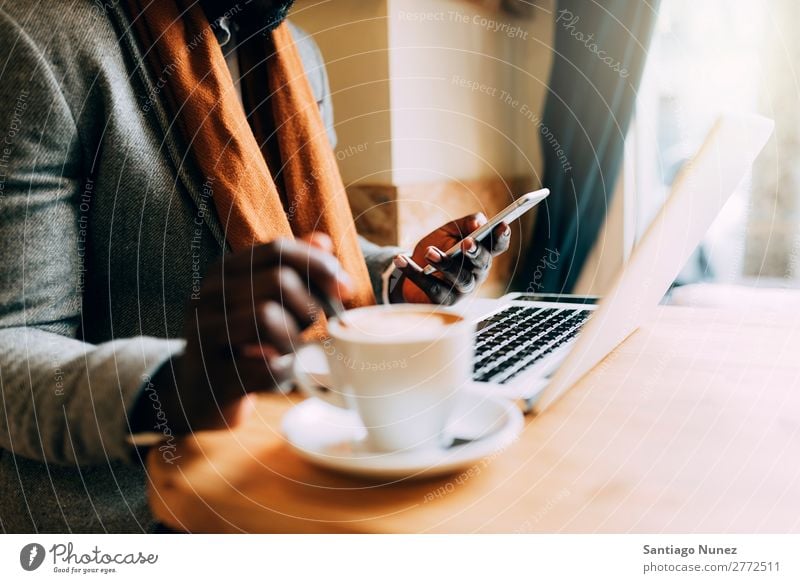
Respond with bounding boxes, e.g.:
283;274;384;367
422;188;550;275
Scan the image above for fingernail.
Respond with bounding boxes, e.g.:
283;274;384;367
501;224;511;236
336;277;353;301
465;239;478;255
324;257;349;280
332;264;354;295
394;255;408;268
338;267;353;286
425;247;443;262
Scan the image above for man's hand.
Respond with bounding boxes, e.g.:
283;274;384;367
393;213;511;305
134;234;351;435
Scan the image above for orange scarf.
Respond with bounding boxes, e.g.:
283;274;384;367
125;0;374;312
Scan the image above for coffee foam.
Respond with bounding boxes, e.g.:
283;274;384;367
334;311;460;342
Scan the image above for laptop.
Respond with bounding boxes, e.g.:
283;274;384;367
456;113;774;414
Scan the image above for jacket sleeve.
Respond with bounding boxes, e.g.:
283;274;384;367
358;237;406;303
0;8;183;466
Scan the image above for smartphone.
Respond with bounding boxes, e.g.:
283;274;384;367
422;188;550;275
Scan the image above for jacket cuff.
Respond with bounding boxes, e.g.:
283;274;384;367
115;337;185;464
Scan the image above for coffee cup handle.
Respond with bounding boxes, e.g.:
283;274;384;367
284;343;349;409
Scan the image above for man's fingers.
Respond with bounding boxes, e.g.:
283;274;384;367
271;266;325;328
449;214;509;255
218;237;353;300
257;301;303;353
301;231;334;254
188;293;307;395
423;245;447;265
205;301;302;353
394;255;458;305
483;222;511;255
203;245;352;314
230;349;293;392
461;238;493;272
471;212;488;231
205;266;317;328
445;212;487;239
219;237;289;274
426;244;477;293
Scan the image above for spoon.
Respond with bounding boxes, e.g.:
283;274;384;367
315;293;351;327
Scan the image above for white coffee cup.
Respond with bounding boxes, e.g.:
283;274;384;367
293;304;474;452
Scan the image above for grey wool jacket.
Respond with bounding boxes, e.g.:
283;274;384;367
0;1;398;532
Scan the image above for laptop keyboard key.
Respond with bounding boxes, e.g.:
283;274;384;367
472;306;591;383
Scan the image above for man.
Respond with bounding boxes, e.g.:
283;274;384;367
0;0;510;532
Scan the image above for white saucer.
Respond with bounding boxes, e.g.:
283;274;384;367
281;390;524;480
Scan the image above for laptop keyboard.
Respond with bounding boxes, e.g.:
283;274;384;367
472;306;591;384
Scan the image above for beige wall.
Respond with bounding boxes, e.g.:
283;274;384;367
291;0;394;185
387;0;552;186
293;1;624;294
292;0;554;189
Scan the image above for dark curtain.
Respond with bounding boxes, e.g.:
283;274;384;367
513;0;660;293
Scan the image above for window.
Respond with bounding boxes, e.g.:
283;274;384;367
630;0;797;287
